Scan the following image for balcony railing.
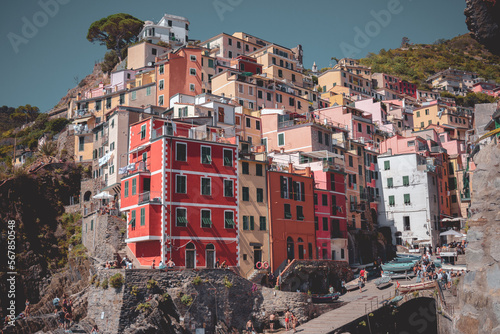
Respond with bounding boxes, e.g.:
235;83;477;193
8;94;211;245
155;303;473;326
152;124;175;139
138;191;162;204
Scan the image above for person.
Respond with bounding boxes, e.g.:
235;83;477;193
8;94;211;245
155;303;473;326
329;285;334;294
341;280;346;294
284;310;291;331
358;276;363;293
91;325;99;333
269;312;275;331
363;269;368;283
447;271;452;289
151;260;156;270
167;259;175;269
291;311;298;332
64;311;72;330
215;258;220;268
121;257;128;268
359;269;366;283
158;261;165;269
57;309;65;329
246;319;254;333
24;299;30;318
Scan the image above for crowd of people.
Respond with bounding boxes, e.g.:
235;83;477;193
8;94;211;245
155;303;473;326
53;294;73;332
245;309;298;334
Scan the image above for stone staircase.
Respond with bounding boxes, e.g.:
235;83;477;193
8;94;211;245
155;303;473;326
247;268;270;285
117;246;148;269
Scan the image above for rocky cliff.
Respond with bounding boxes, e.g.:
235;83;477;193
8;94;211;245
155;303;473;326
465;0;500;55
452;139;500;334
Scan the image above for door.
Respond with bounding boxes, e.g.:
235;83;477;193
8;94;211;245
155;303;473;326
287;237;295;260
186;243;195;269
206;244;215;269
253;247;262;268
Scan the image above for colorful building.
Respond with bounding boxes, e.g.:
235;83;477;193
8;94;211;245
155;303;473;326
120;117;239;268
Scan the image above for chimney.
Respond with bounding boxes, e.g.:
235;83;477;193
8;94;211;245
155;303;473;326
305;167;311;177
288;163;293;173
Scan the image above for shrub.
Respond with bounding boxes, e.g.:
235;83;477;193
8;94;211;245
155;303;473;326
109;273;124;288
181;294;193;306
131;285;139;296
146;279;158;290
136;302;151;313
101;278;108;289
192;276;202;285
162;293;170;301
223;276;233;289
90;274;97;285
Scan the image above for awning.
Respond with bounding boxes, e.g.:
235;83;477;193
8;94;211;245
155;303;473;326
439;230;463;237
93;191;114;199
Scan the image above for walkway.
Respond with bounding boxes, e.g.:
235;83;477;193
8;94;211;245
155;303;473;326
296;278;413;334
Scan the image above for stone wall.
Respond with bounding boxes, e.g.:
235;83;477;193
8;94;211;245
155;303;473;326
86;268;334;333
451;141;500;334
82;213;126;263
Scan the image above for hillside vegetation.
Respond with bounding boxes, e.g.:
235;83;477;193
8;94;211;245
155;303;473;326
359;33;500;88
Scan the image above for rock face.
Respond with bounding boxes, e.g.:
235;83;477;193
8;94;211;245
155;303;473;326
465;0;500;55
452;140;500;334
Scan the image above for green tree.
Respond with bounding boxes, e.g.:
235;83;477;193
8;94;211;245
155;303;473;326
101;50;120;74
87;13;144;61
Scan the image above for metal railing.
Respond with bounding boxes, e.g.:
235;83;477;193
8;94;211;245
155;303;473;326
138;191;162;204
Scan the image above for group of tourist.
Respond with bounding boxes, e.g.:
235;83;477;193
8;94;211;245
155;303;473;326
156;258;175;269
245;309;298;333
53;294;73;332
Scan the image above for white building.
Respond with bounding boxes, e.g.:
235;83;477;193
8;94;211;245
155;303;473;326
377;153;441;248
139;14;190;45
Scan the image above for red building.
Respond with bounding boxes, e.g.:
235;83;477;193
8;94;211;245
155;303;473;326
398;80;417;98
231;55;263;75
120;117;239;268
267;166;316;271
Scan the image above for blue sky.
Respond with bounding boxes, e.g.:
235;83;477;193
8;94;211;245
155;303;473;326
0;0;468;112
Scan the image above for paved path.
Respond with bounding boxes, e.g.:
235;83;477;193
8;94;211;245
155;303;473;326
295;278;411;334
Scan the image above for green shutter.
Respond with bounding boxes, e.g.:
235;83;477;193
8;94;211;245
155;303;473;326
243;216;249;230
404;194;410;204
259;216;266;230
132;178;136;195
387;178;393;188
403;176;409;186
140;208;145;226
389;195;395;206
124;181;129;197
384;161;390;170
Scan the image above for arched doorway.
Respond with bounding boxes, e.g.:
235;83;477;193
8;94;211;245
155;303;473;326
287;237;295;260
185;242;196;269
297;237;304;259
84;191;91;202
206;244;215;269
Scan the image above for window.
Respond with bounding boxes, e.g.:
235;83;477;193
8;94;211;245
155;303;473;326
404;193;411;205
236;41;241;49
208;59;214;68
176;175;186;193
322;194;328;206
159;64;164;74
420;122;424;128
323;217;328;231
124;181;129;197
119;93;125;104
387;177;393;188
389;195;395;206
243;216;249;230
79;137;85;151
176;143;187;161
159;79;164;90
201;177;211;196
284;204;292;219
131;91;137;101
176;208;187;227
242;187;249;201
158;95;164;106
228;51;232;58
258;90;263;99
242;161;249;174
190;55;197;61
140;208;146;226
278;133;285;146
451;194;457;203
367;125;371;134
403;176;409;186
189;84;195;92
292;74;296;82
223;149;232;167
259;216;266;230
140;125;146;139
357;123;362;132
384;160;390;170
256;120;261;130
296;206;304;221
256;164;263;176
278;69;283;77
318;130;323;144
256;188;264;202
132;178;137;195
246;117;251;128
314;216;318;230
267;92;272;101
228;38;232;46
224;180;233;197
201;146;211;164
325;133;329;146
358;165;363;176
425;109;429;115
276;93;282;103
201;210;212;228
403;216;410;231
314;193;318;205
224;211;235;229
289;97;294;106
130;211;135;229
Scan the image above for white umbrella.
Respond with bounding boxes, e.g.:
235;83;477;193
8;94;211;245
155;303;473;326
93;191;114;199
439;230;462;237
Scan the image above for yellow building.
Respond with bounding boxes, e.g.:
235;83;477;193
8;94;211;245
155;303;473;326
127;41;169;70
318;69;372;98
333;58;372;79
239;157;270;278
413;104;470;139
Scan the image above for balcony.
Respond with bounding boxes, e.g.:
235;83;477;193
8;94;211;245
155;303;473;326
138;191;162;204
152;124;175;139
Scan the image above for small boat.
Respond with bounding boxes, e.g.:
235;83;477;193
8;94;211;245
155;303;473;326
311;292;340;303
390;296;403;304
381;262;415;272
374;276;392;289
345;279;364;291
382;271;415;279
399;281;436;293
392;255;420;263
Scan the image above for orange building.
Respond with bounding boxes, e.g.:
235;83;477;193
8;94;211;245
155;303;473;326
267;167;316;272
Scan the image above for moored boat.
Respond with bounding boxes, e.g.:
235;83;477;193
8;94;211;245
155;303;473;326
311;292;340;303
381;262;415;272
374;276;392;289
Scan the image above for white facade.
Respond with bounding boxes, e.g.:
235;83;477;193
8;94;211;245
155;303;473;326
139;14;190;45
377;153;440;248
